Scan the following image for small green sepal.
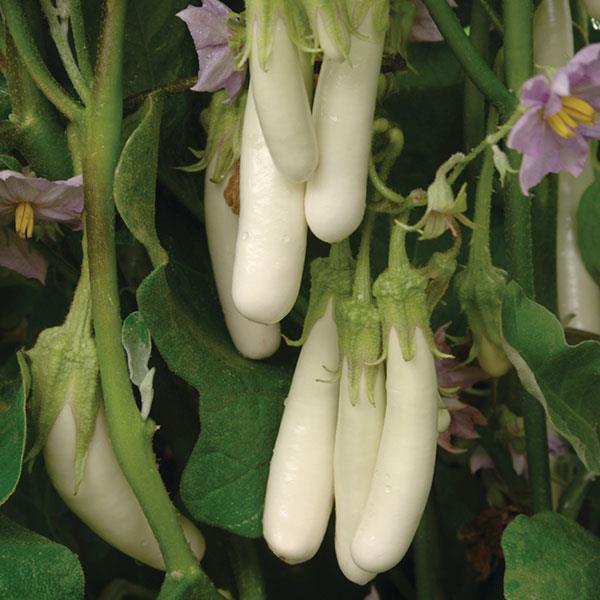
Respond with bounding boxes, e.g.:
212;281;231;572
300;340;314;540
179;90;246;184
243;0;313;69
455;260;511;377
22;263;100;494
288;240;355;347
302;0;353;61
336;298;382;405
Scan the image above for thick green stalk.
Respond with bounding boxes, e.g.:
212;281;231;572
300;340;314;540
40;0;90;103
421;0;515;118
227;536;267;600
502;0;552;514
558;469;593;520
414;494;447;600
82;0;201;585
3;33;72;178
69;0;94;84
0;0;82;121
352;211;376;302
463;0;489;174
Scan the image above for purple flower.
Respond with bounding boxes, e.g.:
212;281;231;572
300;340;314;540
0;230;47;283
0;170;84;239
410;0;457;43
177;1;246;101
434;325;489;453
507;43;600;195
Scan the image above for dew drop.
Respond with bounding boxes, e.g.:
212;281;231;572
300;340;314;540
384;485;392;494
241;231;249;240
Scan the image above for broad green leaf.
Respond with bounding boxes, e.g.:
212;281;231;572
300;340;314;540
138;263;290;537
502;512;600;600
502;282;600;474
577;174;600;286
0;369;27;505
123;0;196;96
114;93;168;268
0;514;84;599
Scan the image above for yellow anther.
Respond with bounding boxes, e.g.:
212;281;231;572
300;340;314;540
14;202;35;239
546;113;576;139
561;96;596;124
545;96;597;138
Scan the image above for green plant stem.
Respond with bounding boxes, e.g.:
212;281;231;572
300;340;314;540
388;220;410;273
0;0;82;122
329;238;352;267
40;0;90;103
414;494;446;600
369;157;407;204
502;0;552;514
463;0;489;176
81;0;201;587
469;112;497;265
421;0;515;118
69;0;94;84
227;536;267;600
3;33;72;178
558;469;594;520
353;211;376;302
476;0;504;34
124;75;198;111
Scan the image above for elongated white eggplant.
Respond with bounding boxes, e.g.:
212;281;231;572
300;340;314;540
262;300;339;563
334;361;385;584
232;91;307;325
204;161;281;358
44;405;205;571
351;327;438;573
304;9;384;243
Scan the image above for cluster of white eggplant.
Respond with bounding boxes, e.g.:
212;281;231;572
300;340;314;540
261;220;444;584
202;0;388;355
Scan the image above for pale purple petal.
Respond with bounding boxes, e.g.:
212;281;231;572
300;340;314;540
519;75;550;107
177;3;230;47
177;1;246;100
192;44;238;92
566;43;600;91
469;445;494;474
506;107;546;156
516;126;589;195
0;171;83;230
550;67;571;97
0;230;47;283
547;424;570;457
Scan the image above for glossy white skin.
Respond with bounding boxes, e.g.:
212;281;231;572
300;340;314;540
534;0;600;334
305;11;384;243
533;0;573;68
44;405;205;571
263;301;339;564
583;0;600;18
351;327;438;573
232;91;307;325
334;361;385;584
557;164;600;333
204;163;281;359
250;18;318;182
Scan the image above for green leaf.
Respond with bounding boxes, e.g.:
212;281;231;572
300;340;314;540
502;511;600;600
577;174;600;286
138;263;290;537
123;0;196;96
122;311;155;419
0;513;85;599
502;281;600;474
114;93;168;268
0;369;27;506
